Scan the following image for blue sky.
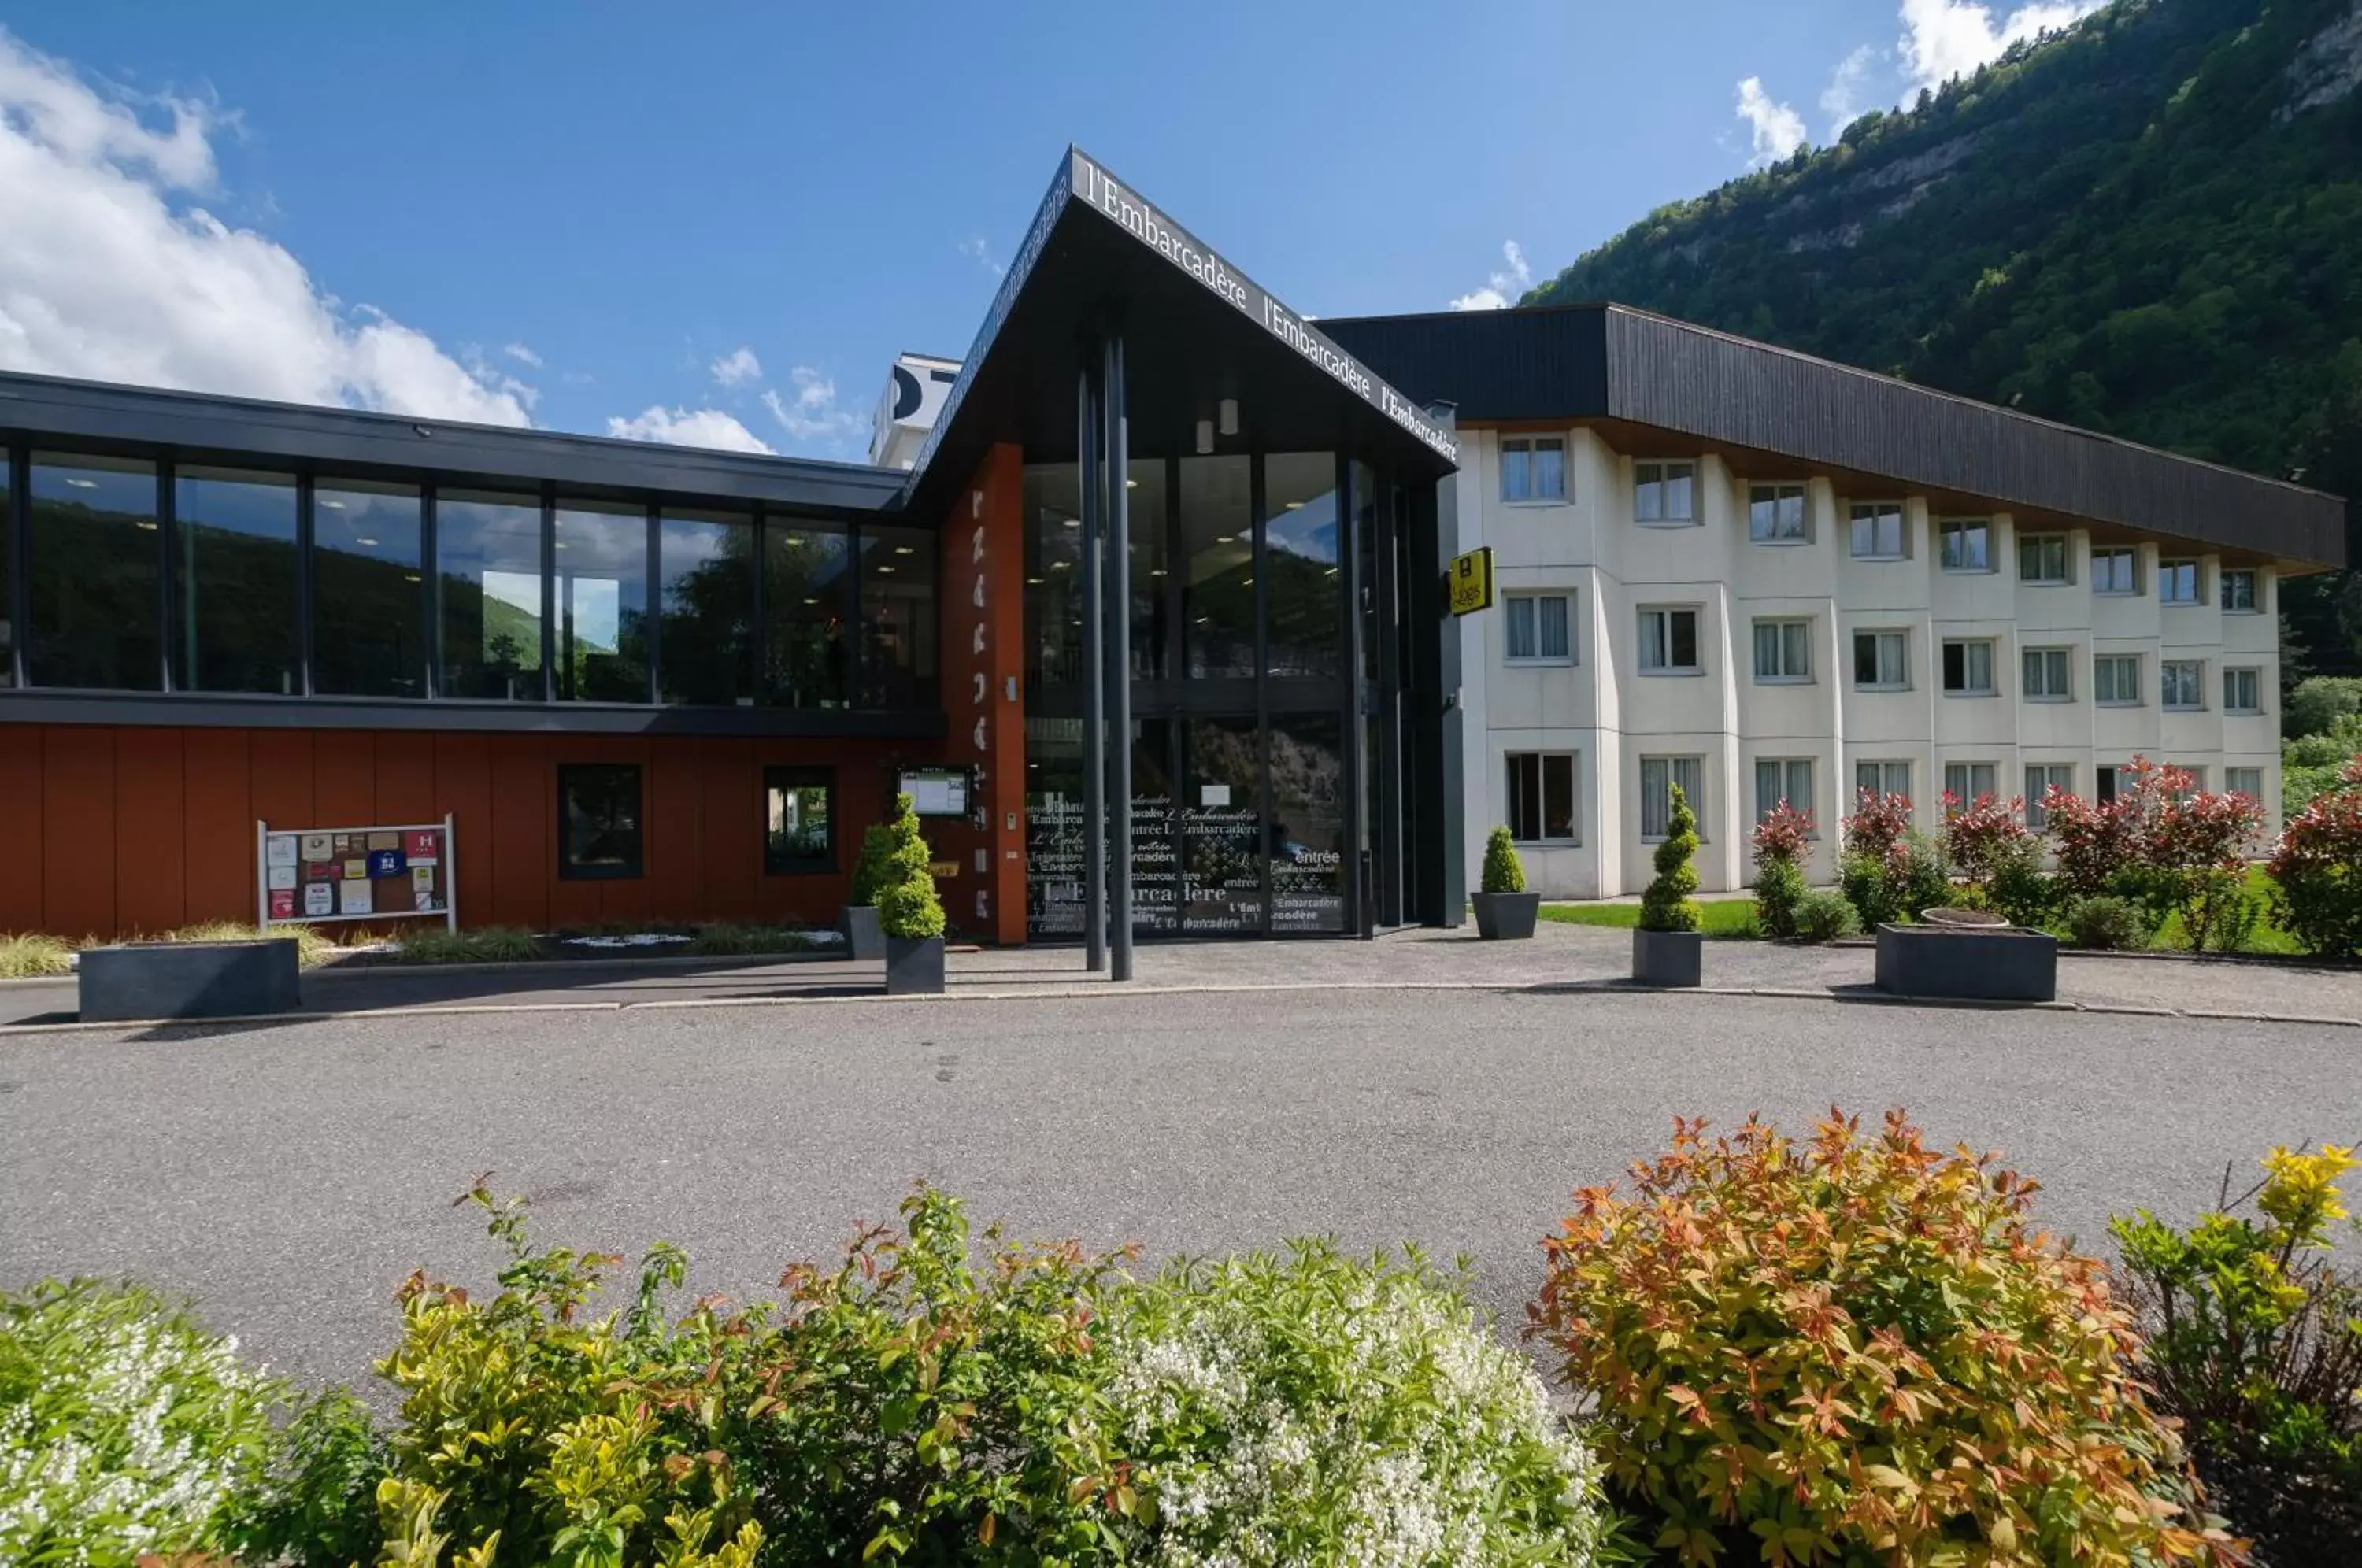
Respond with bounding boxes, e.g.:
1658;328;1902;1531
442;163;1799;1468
0;1;2098;460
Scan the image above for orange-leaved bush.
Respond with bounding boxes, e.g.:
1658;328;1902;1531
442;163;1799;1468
1530;1109;2238;1567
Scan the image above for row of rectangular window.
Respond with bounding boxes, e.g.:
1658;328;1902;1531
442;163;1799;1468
1503;752;2264;847
558;761;838;880
0;450;935;706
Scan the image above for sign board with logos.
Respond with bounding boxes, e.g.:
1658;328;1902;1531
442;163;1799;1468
899;767;974;818
1447;547;1496;616
255;814;457;932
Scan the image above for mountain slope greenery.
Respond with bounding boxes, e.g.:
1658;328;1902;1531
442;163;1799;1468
1529;0;2362;672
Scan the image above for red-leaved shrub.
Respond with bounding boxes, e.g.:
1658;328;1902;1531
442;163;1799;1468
2268;756;2362;957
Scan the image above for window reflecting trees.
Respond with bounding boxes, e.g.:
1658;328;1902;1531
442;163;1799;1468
439;491;546;700
553;499;648;702
765;518;851;708
857;524;935;708
313;480;424;697
176;468;298;693
29;453;159;690
1262;453;1340;679
658;508;753;705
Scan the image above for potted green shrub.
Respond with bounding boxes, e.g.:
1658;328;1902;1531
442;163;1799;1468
1633;782;1702;986
874;793;947;995
1471;825;1539;939
839;821;894;962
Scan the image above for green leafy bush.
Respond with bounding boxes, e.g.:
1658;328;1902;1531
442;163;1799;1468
1638;783;1701;933
2066;894;2145;950
1990;837;2059;928
0;1279;278;1566
1793;887;1860;943
873;793;946;941
686;922;824;956
848;820;898;909
392;925;545;965
1480;823;1527;894
215;1387;387;1568
1750;857;1807;939
2112;1144;2362;1562
1104;1242;1611;1566
1532;1110;2234;1567
1838;851;1901;927
2268;759;2362;959
2282;675;2362;741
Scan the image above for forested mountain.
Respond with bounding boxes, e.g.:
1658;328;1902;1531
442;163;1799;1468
1529;0;2362;671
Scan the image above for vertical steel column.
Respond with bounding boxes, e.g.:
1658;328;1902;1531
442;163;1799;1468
539;489;557;703
421;487;441;699
1079;361;1108;971
8;446;30;690
295;475;316;697
157;460;177;692
1104;335;1134;982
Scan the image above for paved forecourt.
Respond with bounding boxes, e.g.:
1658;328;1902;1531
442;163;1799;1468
3;981;2355;1399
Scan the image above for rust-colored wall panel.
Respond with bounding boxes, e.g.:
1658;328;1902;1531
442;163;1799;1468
0;730;43;931
248;731;315;835
937;443;1031;943
646;743;703;921
432;734;494;926
487;736;551;930
113;728;186;935
180;730;252;925
42;727;116;940
312;731;376;827
697;739;757;920
373;734;436;825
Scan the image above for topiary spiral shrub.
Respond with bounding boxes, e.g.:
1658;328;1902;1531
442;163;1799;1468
1480;823;1527;895
873;792;946;940
848;819;897;909
1531;1109;2238;1567
1639;782;1701;933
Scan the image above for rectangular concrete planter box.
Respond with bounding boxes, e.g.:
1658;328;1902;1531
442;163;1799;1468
840;905;885;962
1471;891;1539;940
883;934;946;995
79;939;301;1023
1874;923;2057;1002
1631;927;1702;988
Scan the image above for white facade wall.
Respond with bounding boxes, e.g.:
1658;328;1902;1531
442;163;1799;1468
1456;426;2286;897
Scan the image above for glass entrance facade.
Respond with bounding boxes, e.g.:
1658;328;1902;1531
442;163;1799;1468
1022;449;1412;940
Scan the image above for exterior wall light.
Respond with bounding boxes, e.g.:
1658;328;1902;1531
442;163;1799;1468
1195;419;1214;454
1218;398;1239;435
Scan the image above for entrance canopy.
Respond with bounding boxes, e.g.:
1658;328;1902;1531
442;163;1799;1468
904;148;1459;516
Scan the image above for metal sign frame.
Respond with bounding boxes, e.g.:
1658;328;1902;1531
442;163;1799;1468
1448;546;1495;616
254;813;458;933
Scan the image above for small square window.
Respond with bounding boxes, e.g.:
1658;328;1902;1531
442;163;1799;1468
2018;534;2071;584
2162;660;2206;711
2223;667;2262;714
1943;761;1997;812
1639;756;1705;841
1853;630;1908;690
1505;593;1575;664
1855;760;1911;802
1753;758;1813;825
1752;618;1812;682
1501;437;1568;503
2023;646;2072;701
1634;460;1697;523
764;767;836;875
1507;753;1578;843
2226;767;2264;801
2023;764;2074;829
1938;519;1991;572
1849;501;1905;559
2221;569;2259;612
2094;653;2142;705
1638;606;1700;673
1942;639;1997;696
2160;559;2202;605
2092;548;2140;595
558;763;644;880
1749;483;1808;542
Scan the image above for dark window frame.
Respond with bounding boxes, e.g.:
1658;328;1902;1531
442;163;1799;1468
762;764;837;876
557;761;645;881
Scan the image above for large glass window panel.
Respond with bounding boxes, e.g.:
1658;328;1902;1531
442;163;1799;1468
1262;452;1339;679
28;453;160;690
1179;455;1253;679
857;523;936;708
1023;464;1086;694
175;468;298;693
313;480;424;697
1124;460;1169;679
657;508;753;705
439;490;545;700
1127;717;1179;937
553;500;648;702
1181;716;1263;934
1268;711;1346;932
0;459;11;685
765;516;853;708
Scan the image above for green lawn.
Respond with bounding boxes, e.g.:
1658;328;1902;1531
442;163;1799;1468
1538;898;1759;939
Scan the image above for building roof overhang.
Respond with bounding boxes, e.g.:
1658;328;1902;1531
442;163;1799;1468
1321;303;2348;571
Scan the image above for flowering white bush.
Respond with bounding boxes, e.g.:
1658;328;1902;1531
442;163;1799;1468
0;1279;276;1566
1098;1241;1611;1567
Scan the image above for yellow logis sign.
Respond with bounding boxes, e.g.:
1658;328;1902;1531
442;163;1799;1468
1448;547;1495;616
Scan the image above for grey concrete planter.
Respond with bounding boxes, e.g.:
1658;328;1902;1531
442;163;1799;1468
883;934;946;995
79;938;301;1023
1471;891;1540;940
840;905;885;962
1631;927;1702;988
1875;923;2057;1002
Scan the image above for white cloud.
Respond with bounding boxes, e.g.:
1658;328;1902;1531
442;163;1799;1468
1448;239;1531;312
709;344;761;386
502;340;542;367
1897;0;2105;93
604;405;773;454
1736;76;1809;166
957;236;1003;276
1821;45;1881;136
0;28;532;426
761;365;863;446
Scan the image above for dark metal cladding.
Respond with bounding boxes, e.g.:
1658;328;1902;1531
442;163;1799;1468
1323;303;2346;569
